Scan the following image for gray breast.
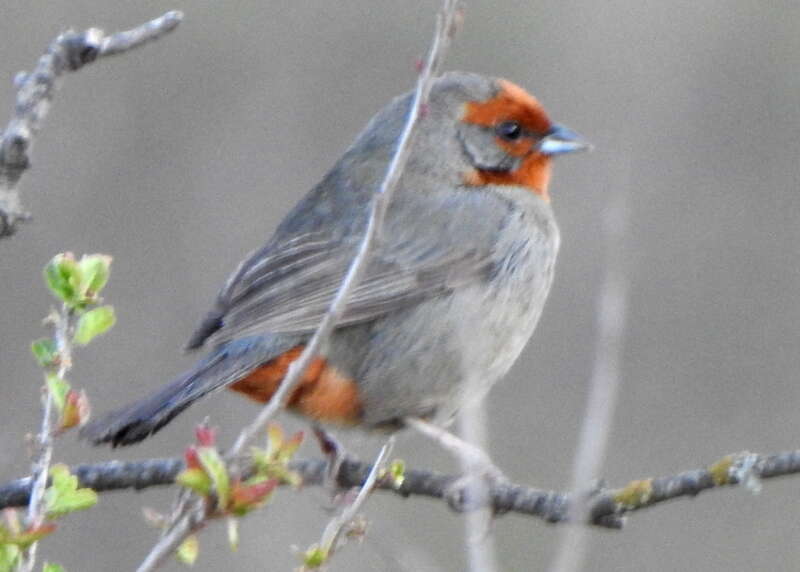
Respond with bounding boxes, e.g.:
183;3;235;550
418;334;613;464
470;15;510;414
451;188;560;410
347;186;559;427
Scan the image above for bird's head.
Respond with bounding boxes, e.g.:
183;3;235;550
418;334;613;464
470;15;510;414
447;74;589;201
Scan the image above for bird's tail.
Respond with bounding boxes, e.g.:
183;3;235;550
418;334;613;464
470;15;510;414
80;346;262;447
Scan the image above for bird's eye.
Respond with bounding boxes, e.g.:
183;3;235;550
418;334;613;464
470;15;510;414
495;121;523;141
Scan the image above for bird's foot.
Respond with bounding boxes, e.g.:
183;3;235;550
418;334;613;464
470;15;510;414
404;416;507;512
311;424;348;495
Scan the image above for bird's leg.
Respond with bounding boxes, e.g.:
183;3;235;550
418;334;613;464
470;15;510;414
404;417;507;513
311;423;348;492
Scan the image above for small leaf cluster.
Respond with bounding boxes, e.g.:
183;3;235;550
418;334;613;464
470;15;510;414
39;253;116;347
0;465;97;571
43;253;111;312
169;424;304;565
251;423;305;488
176;424;303;514
32;253;116;432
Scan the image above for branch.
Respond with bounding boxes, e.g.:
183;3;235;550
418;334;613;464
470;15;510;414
137;1;462;569
1;450;798;525
0;10;183;238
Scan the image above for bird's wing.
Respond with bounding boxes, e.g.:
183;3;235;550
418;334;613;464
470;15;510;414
186;230;490;349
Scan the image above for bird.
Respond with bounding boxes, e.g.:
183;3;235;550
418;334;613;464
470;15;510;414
81;71;589;448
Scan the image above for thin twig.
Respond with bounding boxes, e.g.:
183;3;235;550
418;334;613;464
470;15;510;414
135;2;462;569
0;11;183;238
549;178;631;572
22;303;74;571
316;437;395;562
1;450;797;525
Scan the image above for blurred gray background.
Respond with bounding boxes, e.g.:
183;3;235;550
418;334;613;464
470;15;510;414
2;1;800;570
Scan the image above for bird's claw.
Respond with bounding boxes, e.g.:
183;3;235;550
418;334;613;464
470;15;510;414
444;465;507;513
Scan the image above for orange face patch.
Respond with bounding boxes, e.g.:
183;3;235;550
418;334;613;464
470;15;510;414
464;79;552;134
229;346;363;424
462;79;554;200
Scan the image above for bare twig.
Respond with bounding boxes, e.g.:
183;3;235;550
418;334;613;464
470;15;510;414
550;181;631;572
315;438;395;563
136;2;462;569
1;450;797;525
0;10;183;238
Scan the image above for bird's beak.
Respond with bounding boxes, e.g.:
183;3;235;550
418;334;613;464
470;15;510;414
538;124;592;156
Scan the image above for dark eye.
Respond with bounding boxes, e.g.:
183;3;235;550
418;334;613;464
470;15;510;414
495;121;523;141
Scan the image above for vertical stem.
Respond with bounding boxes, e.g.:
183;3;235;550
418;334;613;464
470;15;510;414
549;173;630;572
458;401;498;572
23;303;73;571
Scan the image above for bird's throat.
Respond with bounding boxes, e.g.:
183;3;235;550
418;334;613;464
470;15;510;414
465;155;552;201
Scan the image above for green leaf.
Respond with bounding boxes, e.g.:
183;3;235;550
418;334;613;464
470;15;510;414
77;254;112;298
0;543;20;572
198;447;230;510
31;338;58;368
43;253;80;305
389;459;406;487
43;563;66;572
46;373;71;414
278;430;304;462
301;544;328;569
229;478;277;516
73;306;116;346
0;520;56;550
266;423;284;456
175;468;212;497
176;534;199;565
44;464;98;519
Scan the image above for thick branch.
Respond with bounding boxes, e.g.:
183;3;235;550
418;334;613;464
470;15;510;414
0;10;183;238
1;450;797;526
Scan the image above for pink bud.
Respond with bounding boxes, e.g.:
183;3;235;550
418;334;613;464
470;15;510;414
184;445;201;470
195;424;216;447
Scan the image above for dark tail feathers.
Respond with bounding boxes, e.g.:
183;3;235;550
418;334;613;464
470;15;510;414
79;348;239;447
81;337;288;446
80;371;202;447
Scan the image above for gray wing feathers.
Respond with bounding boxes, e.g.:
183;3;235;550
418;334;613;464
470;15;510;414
188;230;491;348
186;188;507;351
210;238;489;343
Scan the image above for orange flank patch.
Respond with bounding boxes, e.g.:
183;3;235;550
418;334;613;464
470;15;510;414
462;79;555;201
229;346;363;424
